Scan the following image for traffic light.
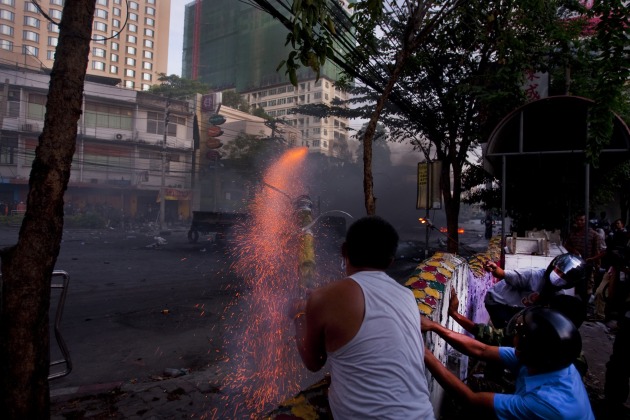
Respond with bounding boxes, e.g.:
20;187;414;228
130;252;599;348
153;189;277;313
200;113;225;169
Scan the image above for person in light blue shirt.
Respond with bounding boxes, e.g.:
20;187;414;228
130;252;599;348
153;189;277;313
422;306;595;419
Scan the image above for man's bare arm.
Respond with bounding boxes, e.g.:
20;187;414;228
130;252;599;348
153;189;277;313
425;349;495;411
421;316;501;362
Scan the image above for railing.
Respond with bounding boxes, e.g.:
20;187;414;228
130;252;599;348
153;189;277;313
49;270;72;380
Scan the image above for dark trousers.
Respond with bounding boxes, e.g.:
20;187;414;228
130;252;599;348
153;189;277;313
605;303;630;404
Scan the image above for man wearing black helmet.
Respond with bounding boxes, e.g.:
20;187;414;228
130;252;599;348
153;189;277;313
484;253;587;328
422;307;595;419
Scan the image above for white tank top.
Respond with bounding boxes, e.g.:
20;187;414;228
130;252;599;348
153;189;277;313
327;271;435;419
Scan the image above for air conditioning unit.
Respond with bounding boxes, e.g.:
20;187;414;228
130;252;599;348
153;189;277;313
21;123;34;132
114;133;124;140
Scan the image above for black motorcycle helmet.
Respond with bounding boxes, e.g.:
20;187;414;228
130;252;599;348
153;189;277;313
506;307;582;372
543;253;586;289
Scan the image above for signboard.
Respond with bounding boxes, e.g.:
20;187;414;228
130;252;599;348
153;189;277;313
417;161;442;209
201;93;222;113
157;188;193;202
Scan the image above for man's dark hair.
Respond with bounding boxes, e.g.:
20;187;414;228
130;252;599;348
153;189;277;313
345;216;398;269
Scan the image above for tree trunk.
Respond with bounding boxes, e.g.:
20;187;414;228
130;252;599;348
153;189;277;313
0;2;95;418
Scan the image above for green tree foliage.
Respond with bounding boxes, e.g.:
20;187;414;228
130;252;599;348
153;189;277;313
221;90;251;113
148;73;211;98
221;131;287;183
583;0;630;166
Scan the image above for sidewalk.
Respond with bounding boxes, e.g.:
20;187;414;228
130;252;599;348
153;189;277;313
50;320;630;419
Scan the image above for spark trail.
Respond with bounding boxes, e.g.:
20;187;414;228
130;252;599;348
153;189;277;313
220;147;311;417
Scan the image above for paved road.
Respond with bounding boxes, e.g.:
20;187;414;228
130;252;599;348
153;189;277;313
0;226;241;390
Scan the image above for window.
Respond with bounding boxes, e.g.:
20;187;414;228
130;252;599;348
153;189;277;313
0;135;17;164
126;46;136;54
314;92;322;99
147;112;177;136
92;61;105;70
110;53;118;62
128;24;137;33
48;22;59;33
111;41;118;50
25;2;38;12
0;24;13;36
145;6;155;15
50;9;62;19
129;13;138;21
110;29;119;39
127;35;136;43
23;30;39;42
109;65;118;73
46;50;54;59
50;0;63;5
147;0;155;4
142;72;151;81
112;19;120;28
94;9;108;19
314;80;322;87
48;36;58;46
93;37;105;45
143;50;152;59
27;93;47;120
125;68;135;77
113;0;121;4
124;57;135;66
268;89;277;95
145;17;154;26
142;61;152;70
0;10;14;21
94;21;107;32
144;28;153;37
84;102;132;129
0;0;15;6
141;83;150;91
0;39;13;50
113;7;121;16
24;16;40;27
5;89;19;117
143;39;153;48
23;45;38;56
96;0;108;5
93;47;105;57
129;1;138;9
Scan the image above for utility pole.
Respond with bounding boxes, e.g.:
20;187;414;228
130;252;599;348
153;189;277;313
160;98;170;232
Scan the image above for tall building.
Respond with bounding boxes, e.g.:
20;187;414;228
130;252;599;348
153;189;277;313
182;0;353;157
0;0;170;91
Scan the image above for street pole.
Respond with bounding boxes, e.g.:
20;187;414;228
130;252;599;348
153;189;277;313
160;98;170;232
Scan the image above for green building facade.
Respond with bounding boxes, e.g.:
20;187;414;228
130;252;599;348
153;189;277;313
182;0;349;92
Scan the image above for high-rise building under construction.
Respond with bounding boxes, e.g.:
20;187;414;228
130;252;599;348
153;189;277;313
182;0;354;157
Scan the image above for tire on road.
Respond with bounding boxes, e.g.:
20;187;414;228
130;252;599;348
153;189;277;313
188;229;199;243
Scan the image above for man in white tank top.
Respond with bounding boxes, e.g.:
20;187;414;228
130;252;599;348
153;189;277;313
289;216;435;419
